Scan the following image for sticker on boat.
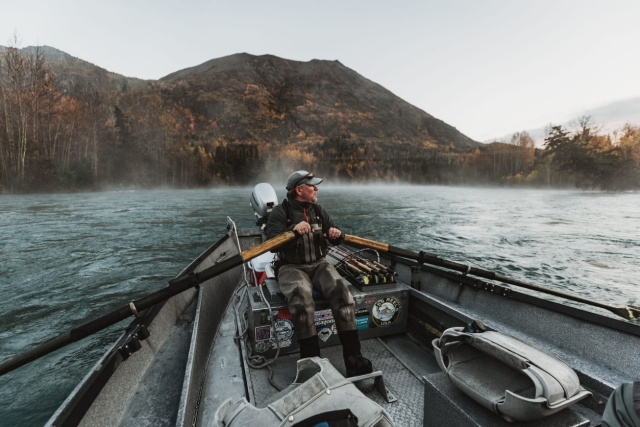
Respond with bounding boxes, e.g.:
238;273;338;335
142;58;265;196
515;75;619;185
372;297;400;327
255;325;271;341
356;308;370;330
275;308;292;320
314;308;334;327
318;326;333;342
274;319;294;342
356;316;369;330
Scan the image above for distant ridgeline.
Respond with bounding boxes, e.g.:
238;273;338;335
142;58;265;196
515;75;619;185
0;46;639;193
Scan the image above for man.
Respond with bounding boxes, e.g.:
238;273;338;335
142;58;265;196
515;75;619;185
265;170;373;377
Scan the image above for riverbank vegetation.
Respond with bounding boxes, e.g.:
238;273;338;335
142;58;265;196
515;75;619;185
1;46;638;194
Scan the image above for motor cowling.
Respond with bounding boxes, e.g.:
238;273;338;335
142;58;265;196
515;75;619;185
250;183;278;228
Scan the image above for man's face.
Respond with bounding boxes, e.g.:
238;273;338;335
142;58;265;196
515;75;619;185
296;184;318;203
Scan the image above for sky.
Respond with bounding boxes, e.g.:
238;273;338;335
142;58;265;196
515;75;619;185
2;0;640;142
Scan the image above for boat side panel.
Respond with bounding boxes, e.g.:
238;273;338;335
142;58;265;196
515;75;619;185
176;229;262;427
77;288;197;427
195;291;247;423
399;260;640;397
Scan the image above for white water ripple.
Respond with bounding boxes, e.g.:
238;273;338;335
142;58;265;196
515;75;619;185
0;186;639;426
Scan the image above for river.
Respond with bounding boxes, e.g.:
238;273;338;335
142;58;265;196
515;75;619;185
0;185;638;426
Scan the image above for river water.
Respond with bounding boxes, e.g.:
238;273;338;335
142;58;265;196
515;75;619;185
1;186;638;426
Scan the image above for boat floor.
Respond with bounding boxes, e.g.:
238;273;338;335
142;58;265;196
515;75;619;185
246;334;441;426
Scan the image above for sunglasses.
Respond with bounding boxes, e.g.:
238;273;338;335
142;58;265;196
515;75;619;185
293;173;314;188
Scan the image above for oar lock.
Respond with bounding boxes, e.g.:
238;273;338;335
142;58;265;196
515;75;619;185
129;301;141;317
416;251;429;265
117;324;150;360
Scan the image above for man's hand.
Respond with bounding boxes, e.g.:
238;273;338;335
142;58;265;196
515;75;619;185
293;221;312;235
326;227;341;240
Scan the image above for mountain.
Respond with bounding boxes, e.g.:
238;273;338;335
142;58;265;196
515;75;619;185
0;45;147;93
5;47;477;149
158;53;478;149
0;46;482;192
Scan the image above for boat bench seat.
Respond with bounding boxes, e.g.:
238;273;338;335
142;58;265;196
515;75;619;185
432;327;592;422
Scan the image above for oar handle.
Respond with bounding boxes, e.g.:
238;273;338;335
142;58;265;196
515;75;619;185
0;231;297;377
343;234;638;321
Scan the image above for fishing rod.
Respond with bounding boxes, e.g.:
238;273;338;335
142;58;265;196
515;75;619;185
331;245;395;283
337;245;397;278
328;249;379;283
326;252;370;285
0;231;297;377
343;234;640;322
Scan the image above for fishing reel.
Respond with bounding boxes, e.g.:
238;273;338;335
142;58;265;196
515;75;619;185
250;183;278;229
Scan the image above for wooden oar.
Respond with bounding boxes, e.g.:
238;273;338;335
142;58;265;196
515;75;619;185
343;235;640;321
0;231;296;377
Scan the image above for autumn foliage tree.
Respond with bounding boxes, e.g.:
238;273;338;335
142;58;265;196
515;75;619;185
1;44;639;193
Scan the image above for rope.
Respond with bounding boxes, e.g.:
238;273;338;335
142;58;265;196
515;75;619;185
226;217;283;392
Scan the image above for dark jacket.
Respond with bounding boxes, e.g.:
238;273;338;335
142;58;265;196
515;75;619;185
265;198;340;264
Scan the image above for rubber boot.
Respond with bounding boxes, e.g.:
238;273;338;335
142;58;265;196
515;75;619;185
338;330;373;377
298;335;321;359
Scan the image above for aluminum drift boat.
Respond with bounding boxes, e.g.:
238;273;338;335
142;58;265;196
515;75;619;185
44;190;640;426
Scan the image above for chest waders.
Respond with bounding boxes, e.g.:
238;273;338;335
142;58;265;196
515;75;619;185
279;199;327;265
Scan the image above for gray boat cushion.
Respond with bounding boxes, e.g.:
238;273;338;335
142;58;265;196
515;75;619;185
211;357;394;427
433;327;591;422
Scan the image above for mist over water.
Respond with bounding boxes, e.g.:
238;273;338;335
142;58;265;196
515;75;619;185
1;186;638;426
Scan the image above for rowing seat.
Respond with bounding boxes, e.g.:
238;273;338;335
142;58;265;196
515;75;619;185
212;357;394;426
432;327;591;422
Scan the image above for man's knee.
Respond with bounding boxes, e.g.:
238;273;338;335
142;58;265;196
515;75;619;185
288;288;315;320
326;278;354;304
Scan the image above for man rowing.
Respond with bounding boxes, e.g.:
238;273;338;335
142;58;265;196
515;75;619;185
265;170;373;377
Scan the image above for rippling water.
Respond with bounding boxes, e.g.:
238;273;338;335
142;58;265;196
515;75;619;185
1;186;639;426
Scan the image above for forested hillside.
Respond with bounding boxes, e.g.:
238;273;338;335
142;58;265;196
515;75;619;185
0;46;638;193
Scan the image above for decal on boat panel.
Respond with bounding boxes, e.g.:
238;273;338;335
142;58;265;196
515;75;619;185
274;319;294;343
314;309;334;327
355;308;370;330
372;297;401;327
274;308;292;320
256;312;296;353
318;326;333;342
255;340;273;353
315;309;337;341
356;317;369;330
255;325;271;341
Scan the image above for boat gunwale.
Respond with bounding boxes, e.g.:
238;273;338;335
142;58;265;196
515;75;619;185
391;256;640;337
46;232;233;427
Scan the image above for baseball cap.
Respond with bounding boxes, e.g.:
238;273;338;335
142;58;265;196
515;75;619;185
286;170;323;190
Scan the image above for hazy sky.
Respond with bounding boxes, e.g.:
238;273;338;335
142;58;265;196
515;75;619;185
2;0;639;141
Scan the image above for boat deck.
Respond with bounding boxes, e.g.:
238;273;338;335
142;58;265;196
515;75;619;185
194;278;443;426
247;335;440;426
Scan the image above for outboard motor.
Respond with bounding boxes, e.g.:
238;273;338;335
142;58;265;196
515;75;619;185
250;183;278;229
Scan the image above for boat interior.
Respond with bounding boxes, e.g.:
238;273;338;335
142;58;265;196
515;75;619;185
47;223;640;427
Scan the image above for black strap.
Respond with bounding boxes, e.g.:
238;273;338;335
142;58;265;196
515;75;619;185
283;199;293;226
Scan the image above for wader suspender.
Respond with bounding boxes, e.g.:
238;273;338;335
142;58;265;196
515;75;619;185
282;199;326;263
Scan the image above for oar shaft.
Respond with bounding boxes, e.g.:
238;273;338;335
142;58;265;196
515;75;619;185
0;231;296;377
